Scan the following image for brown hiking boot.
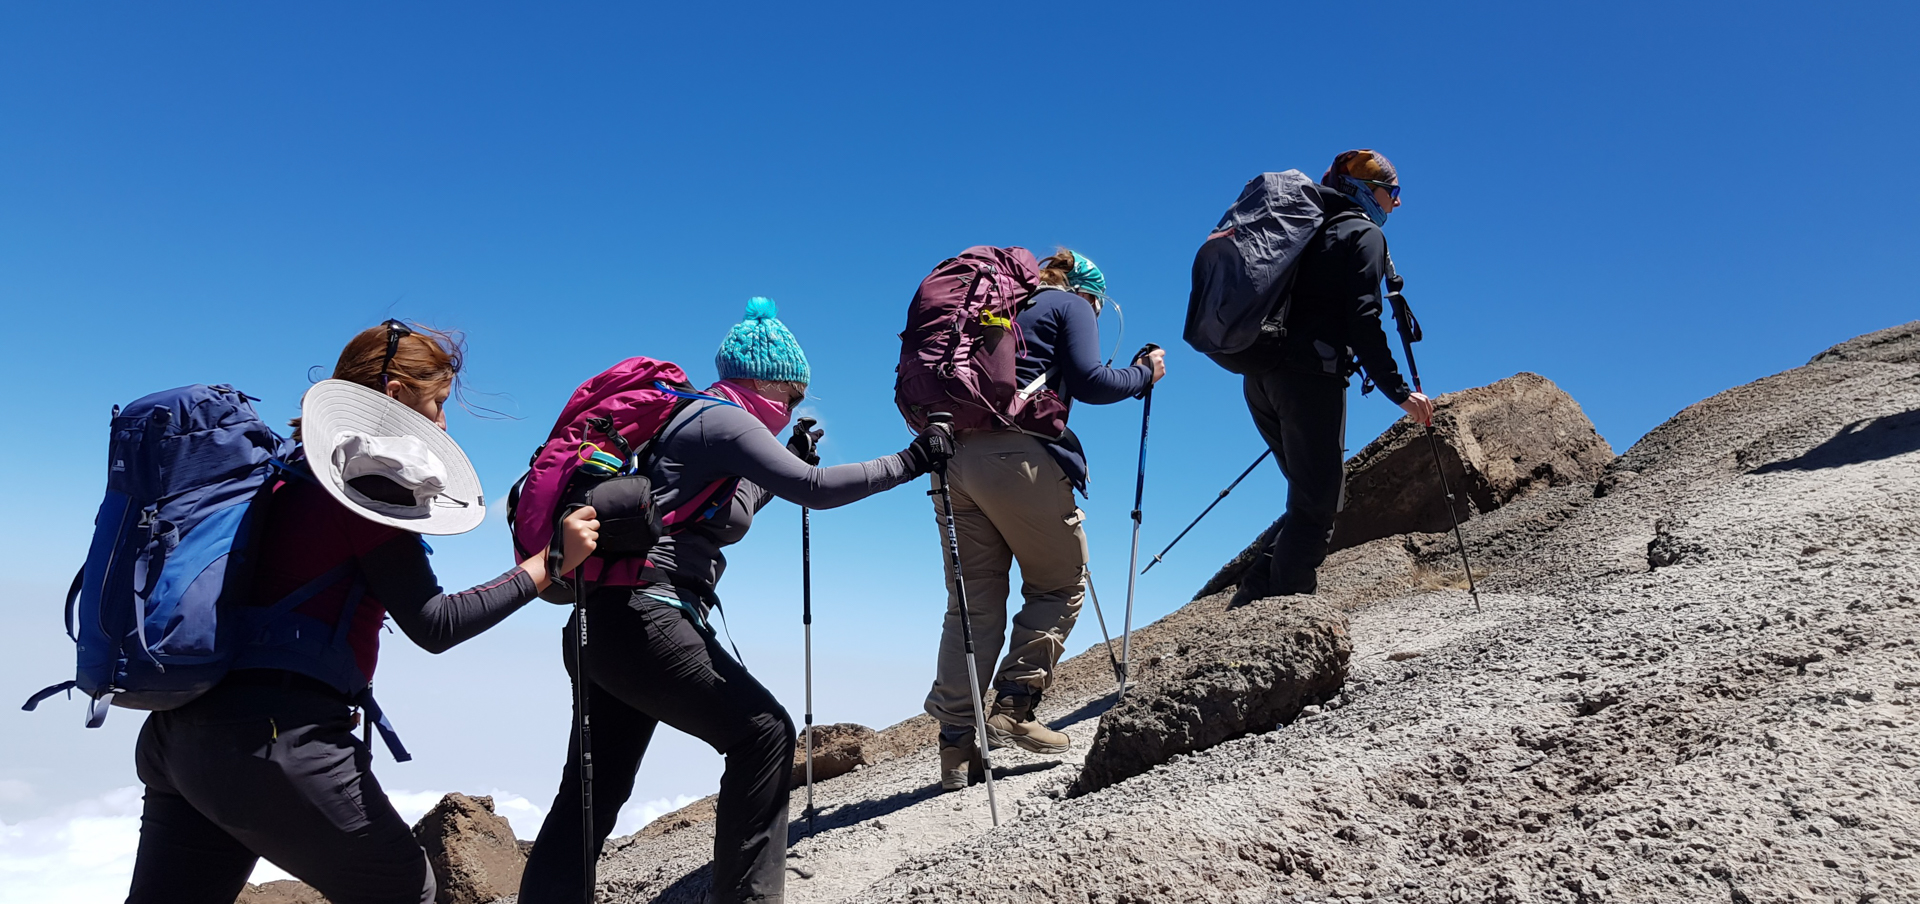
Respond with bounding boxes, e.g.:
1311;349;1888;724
984;694;1070;754
938;741;983;791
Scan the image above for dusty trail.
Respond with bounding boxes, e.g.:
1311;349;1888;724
570;322;1920;904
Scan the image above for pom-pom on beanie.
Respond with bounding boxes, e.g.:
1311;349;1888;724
715;297;811;384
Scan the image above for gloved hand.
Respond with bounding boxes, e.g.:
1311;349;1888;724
787;417;824;466
900;424;955;477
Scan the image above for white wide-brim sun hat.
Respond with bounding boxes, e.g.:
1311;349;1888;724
300;379;487;535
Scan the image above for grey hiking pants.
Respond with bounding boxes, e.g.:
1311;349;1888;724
128;675;434;904
924;429;1087;729
1243;368;1349;592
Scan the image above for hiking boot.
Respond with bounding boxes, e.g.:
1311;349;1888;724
1272;566;1318;596
984;693;1070;754
938;741;983;791
1228;579;1267;609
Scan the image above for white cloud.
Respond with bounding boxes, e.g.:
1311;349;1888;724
0;780;33;804
613;794;702;838
0;785;704;902
0;786;143;904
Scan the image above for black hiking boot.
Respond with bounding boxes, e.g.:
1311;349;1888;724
1229;567;1316;608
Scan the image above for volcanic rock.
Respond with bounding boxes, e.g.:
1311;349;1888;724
1201;372;1610;597
1071;597;1351;795
413;793;525;904
583;321;1920;904
790;722;880;786
236;881;328;904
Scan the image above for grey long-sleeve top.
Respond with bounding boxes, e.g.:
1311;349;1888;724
643;399;918;591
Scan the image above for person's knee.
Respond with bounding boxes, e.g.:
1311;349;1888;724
732;707;795;763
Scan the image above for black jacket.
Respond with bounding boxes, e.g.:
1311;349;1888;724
1238;195;1412;404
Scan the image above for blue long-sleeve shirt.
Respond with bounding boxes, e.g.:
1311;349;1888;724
1013;288;1153;492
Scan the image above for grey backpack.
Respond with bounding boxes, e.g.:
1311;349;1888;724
1184;171;1360;373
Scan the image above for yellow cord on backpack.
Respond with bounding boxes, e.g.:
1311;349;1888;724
977;311;1013;330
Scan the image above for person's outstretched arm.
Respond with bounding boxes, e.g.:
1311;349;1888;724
696;405;929;510
361;507;598;654
1048;293;1153;405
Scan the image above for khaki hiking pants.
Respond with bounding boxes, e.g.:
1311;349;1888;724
924;429;1087;730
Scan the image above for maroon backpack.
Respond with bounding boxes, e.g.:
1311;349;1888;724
894;246;1069;438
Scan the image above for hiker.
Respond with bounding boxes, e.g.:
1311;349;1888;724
1227;149;1433;604
518;299;950;904
921;250;1166;790
123;322;602;904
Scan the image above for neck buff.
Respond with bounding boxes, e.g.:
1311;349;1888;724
1342;175;1392;227
710;380;793;435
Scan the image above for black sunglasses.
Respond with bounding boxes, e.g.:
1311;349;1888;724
1356;178;1401;200
378;319;413;389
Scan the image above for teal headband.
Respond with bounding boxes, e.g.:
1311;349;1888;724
1066;252;1111;306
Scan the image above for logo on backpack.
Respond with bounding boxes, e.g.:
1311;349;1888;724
894;246;1069;438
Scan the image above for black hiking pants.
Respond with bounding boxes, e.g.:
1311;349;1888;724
1243;368;1349;594
127;676;434;904
520;588;795;904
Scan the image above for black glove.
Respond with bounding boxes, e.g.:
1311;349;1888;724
900;425;955;477
787;417;824;466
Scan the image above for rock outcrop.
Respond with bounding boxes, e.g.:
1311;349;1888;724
1201;372;1611;597
233;793;526;904
1808;319;1920;365
790;722;880;786
236;881;328;904
583;321;1920;904
413;793;525;904
1071;597;1351;795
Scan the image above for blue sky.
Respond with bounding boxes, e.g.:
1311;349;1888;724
1;2;1914;899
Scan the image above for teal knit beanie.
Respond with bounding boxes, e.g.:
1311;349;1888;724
715;297;811;384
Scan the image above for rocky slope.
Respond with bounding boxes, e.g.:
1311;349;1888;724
566;322;1920;904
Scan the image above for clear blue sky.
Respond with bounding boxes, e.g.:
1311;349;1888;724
1;2;1913;897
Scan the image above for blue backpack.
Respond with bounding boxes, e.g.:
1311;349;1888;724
21;384;411;760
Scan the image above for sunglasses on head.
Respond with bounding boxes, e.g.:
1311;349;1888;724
1356;178;1401;200
378;319;413;389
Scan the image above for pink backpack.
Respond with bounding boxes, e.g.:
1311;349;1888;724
508;357;739;595
894;246;1069;438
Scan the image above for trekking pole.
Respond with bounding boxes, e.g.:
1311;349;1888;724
1083;572;1124;691
1384;258;1481;613
1141;449;1272;574
572;569;597;904
1117;364;1157;701
925;413;998;827
800;505;816;837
